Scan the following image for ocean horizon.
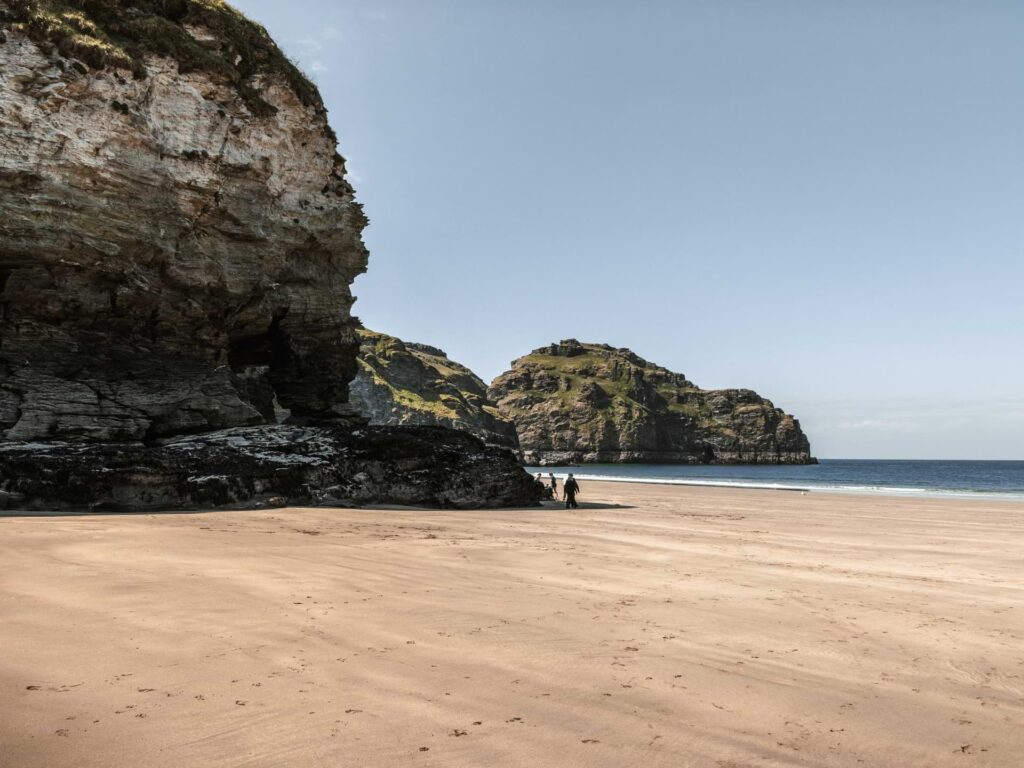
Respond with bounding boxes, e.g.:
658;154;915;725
524;459;1024;501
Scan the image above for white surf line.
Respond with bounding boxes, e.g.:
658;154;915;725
527;473;1024;501
535;474;812;493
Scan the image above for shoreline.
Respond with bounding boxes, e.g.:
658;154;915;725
525;467;1024;504
4;474;1022;519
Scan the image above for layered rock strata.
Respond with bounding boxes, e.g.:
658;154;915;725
350;329;519;450
0;2;539;509
0;424;541;511
1;2;367;442
490;340;815;465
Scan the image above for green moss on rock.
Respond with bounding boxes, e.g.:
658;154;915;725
4;0;321;116
350;329;519;451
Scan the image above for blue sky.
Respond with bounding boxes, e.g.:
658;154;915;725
233;0;1023;459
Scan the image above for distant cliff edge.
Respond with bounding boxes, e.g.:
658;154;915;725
489;340;814;465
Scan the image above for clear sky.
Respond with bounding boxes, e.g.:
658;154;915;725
233;0;1023;459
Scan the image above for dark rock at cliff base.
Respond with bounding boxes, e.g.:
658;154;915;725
489;340;815;465
0;424;541;512
350;329;519;450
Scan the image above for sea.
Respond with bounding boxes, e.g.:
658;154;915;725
523;460;1024;502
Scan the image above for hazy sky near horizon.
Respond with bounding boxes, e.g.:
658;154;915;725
234;0;1023;459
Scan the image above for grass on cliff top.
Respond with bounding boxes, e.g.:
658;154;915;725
506;352;726;424
519;348;682;383
358;328;483;391
357;330;466;419
356;359;463;421
6;0;321;116
507;347;789;440
358;328;405;357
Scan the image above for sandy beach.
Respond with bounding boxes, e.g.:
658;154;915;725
1;481;1022;767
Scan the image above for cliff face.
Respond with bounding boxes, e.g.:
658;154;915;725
350;329;519;450
1;1;368;442
0;2;541;509
489;340;814;465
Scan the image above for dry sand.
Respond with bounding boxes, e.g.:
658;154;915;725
1;481;1022;767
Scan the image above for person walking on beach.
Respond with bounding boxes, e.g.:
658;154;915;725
563;473;580;509
535;473;550;499
548;472;558;497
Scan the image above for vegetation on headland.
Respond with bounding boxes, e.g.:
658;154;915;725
352;329;519;449
3;0;321;116
504;345;704;415
490;340;814;463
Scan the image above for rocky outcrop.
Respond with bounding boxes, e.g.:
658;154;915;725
1;1;368;442
0;424;541;511
0;2;540;510
350;329;519;450
490;340;815;465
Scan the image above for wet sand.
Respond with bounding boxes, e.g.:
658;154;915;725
1;481;1022;767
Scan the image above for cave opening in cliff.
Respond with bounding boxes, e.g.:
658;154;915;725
228;315;293;423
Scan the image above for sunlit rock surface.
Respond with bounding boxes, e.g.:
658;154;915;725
1;6;367;441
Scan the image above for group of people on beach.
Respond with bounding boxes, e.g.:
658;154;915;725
535;472;581;509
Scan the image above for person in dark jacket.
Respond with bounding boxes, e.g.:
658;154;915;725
563;474;580;509
535;473;551;500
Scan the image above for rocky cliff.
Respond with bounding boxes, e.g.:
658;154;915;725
350;329;519;450
1;0;367;441
490;340;814;465
0;1;540;508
